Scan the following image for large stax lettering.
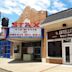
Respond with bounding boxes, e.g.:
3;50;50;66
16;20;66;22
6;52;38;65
12;22;40;27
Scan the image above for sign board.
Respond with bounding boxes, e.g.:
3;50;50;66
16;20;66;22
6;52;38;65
48;27;72;39
9;27;42;38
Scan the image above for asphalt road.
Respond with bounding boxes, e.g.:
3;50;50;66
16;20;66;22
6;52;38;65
0;68;12;72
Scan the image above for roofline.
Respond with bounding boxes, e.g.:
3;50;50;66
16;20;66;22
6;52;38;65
48;8;72;17
41;16;72;28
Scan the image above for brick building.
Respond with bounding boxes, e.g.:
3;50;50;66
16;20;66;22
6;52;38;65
8;6;47;62
12;6;47;27
41;8;72;64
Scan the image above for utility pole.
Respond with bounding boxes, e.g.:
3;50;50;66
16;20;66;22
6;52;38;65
0;12;1;27
0;12;1;20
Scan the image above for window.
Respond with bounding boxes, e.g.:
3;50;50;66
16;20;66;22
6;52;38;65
48;41;62;57
14;45;19;53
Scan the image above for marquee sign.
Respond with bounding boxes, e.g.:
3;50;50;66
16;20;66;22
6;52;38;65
48;27;72;39
9;27;42;38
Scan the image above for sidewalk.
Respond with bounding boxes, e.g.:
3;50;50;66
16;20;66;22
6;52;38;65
40;64;72;72
0;58;72;72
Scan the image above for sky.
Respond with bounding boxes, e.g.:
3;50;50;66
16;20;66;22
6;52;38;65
0;0;72;27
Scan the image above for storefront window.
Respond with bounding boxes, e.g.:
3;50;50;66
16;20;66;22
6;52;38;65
14;45;19;53
48;41;62;57
0;41;11;58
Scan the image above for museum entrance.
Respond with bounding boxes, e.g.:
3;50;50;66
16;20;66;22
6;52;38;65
21;41;41;62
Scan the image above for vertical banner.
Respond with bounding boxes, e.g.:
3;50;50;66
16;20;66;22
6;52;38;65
5;28;9;38
41;28;44;38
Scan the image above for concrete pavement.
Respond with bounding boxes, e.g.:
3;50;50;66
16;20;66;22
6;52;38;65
0;68;12;72
0;58;72;72
40;64;72;72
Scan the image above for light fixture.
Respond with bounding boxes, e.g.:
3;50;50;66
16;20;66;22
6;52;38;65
62;23;67;27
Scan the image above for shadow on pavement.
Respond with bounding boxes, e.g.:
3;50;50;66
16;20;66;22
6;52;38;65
8;59;41;64
0;68;12;72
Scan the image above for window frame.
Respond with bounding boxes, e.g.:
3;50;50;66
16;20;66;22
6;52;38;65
47;41;62;58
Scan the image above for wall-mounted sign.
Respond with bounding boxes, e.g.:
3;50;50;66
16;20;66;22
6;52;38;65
9;27;42;38
48;27;72;39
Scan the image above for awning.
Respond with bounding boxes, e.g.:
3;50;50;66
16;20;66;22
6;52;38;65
7;38;41;42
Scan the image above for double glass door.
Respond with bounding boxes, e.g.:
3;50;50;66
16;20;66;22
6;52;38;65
21;41;41;61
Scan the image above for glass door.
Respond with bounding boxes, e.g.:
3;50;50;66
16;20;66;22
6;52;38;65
65;46;70;62
34;47;41;61
62;44;71;64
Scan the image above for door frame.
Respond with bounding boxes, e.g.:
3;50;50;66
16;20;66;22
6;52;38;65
62;42;72;64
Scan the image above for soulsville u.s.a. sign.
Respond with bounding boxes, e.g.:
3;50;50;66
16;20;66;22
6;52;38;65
48;27;72;39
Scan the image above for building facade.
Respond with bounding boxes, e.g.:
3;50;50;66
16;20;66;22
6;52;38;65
4;6;47;62
41;8;72;64
1;7;72;64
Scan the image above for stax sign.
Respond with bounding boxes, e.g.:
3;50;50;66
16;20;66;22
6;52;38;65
12;18;40;27
12;22;40;27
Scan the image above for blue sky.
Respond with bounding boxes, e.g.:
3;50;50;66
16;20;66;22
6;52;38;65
0;0;72;27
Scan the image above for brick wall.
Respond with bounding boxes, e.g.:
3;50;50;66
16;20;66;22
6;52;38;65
16;6;47;26
46;58;63;64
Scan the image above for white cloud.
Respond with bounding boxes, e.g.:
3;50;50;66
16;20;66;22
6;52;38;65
0;0;68;15
52;0;67;11
48;9;58;14
0;8;12;14
0;0;23;15
4;0;17;7
19;0;51;11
